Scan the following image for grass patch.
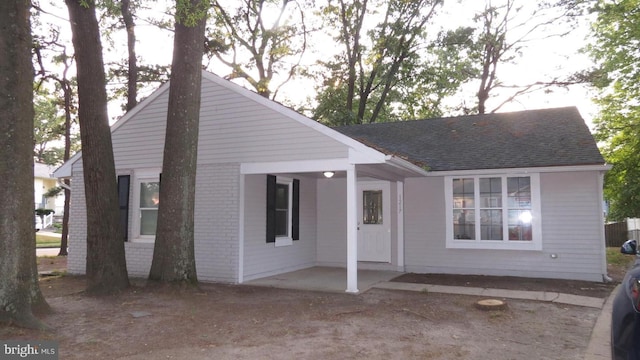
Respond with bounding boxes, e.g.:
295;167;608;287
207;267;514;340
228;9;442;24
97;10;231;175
40;270;67;277
36;233;61;248
607;246;636;268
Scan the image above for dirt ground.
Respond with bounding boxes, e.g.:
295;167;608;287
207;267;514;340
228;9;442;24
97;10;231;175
1;256;630;359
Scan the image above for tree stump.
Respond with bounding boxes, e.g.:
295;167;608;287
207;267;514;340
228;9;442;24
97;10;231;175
475;299;507;310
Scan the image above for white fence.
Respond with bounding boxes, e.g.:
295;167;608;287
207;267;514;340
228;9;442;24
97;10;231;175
629;218;640;242
41;213;54;229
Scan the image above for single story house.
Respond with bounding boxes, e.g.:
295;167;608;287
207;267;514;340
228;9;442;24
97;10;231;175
54;71;610;292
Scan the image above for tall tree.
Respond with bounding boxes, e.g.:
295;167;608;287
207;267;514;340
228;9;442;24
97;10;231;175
32;12;79;256
474;1;510;115
148;0;208;284
121;0;138;111
470;0;583;114
56;53;76;257
314;25;479;123
314;0;445;125
100;0;140;111
99;0;172;113
0;0;50;329
66;0;129;293
206;0;308;99
33;91;66;164
587;0;640;220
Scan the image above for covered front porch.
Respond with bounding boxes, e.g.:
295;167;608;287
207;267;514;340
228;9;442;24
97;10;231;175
239;153;427;293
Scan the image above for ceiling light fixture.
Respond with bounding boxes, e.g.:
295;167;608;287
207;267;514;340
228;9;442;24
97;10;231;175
323;171;335;178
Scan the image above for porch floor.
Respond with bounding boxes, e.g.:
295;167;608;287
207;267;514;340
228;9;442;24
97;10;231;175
243;266;402;294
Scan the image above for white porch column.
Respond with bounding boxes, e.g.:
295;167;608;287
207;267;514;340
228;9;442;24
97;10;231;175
396;181;404;269
346;164;359;293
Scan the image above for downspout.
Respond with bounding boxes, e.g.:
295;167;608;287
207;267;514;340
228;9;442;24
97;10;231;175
599;169;612;283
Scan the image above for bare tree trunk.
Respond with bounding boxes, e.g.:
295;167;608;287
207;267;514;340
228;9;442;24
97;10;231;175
58;62;73;257
59;184;70;256
66;0;129;294
0;0;50;329
149;0;207;284
338;0;368;125
121;0;138;111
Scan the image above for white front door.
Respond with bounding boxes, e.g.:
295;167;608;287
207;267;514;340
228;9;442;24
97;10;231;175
357;181;391;262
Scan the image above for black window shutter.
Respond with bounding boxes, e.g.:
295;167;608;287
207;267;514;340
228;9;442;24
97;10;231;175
292;179;300;240
266;174;276;243
117;175;130;242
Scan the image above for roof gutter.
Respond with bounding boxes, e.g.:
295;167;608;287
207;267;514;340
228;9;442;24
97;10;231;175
384;155;429;176
427;163;612;177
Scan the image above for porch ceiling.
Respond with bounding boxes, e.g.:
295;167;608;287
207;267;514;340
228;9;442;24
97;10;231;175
308;163;423;181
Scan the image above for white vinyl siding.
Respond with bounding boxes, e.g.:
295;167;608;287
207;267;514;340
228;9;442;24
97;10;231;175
242;174;317;281
73;75;351;173
404;171;606;282
316;178;348;266
196;79;348;163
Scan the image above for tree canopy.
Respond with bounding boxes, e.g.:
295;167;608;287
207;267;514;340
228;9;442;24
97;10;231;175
31;1;590;124
587;0;640;220
206;0;309;99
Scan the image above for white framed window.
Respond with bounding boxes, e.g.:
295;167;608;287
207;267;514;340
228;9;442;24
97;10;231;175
132;171;160;241
274;177;293;246
445;173;542;250
266;174;300;246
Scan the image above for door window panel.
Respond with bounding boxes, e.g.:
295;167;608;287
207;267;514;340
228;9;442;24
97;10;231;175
363;190;383;224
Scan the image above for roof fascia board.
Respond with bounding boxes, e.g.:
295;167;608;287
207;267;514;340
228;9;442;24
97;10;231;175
427;164;612;177
53;159;74;178
348;148;386;165
385;155;429;176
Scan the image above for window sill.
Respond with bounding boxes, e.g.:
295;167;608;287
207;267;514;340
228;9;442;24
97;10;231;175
446;240;541;251
275;237;293;247
128;237;155;244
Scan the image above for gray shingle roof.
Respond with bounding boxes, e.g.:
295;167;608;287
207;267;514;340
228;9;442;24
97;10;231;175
334;107;605;171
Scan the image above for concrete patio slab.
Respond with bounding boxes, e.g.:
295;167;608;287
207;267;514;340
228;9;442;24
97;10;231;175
243;266;401;293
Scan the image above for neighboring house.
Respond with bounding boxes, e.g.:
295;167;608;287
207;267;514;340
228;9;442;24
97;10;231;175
34;162;63;213
54;71;610;292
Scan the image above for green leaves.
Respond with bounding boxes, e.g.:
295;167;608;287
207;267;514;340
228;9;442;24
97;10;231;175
206;0;307;98
33;90;69;166
175;0;211;27
588;0;640;220
313;0;485;124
